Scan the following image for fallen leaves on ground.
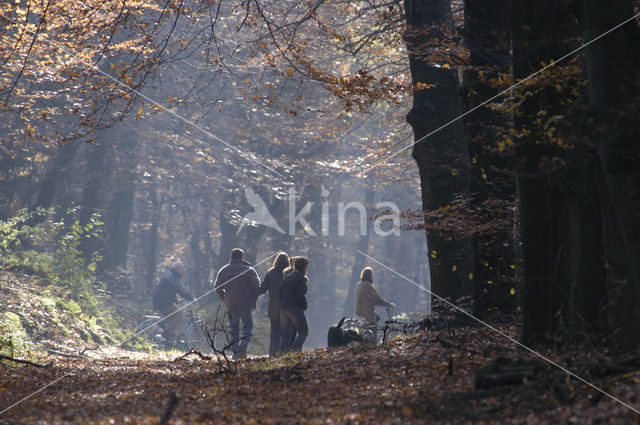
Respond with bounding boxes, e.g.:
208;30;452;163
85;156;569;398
2;326;640;424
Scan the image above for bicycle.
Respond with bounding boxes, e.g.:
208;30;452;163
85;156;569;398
380;306;413;344
343;307;410;346
135;307;211;353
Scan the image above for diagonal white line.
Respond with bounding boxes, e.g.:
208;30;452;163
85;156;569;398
0;252;277;416
117;253;277;347
360;10;640;176
0;12;286;179
356;249;640;416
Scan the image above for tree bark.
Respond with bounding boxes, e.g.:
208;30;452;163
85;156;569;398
510;0;567;344
584;0;640;346
463;0;515;316
404;0;473;304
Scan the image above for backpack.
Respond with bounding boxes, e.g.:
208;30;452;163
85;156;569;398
327;317;346;348
327;317;362;348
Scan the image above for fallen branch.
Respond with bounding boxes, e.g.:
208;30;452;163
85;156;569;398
175;349;211;362
79;344;99;356
47;349;86;359
0;354;53;368
156;392;179;425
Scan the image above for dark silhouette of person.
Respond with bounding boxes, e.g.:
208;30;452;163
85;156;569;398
152;260;194;342
214;248;260;360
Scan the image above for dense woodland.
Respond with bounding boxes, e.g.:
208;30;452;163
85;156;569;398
1;0;640;422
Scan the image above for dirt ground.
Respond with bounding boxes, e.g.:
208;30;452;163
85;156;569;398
2;326;640;424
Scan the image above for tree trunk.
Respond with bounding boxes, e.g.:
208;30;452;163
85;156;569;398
404;0;473;304
28;142;80;224
510;0;567;344
463;0;515;316
145;190;161;292
584;0;640;347
78;141;109;258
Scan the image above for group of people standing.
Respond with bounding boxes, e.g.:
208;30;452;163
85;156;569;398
213;249;310;359
153;247;395;360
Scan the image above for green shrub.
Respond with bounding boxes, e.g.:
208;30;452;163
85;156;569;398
0;207;104;293
0;312;35;357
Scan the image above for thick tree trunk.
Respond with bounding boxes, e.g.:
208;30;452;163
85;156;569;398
78;141;109;258
28;142;80;224
510;0;567;344
101;125;137;272
584;0;640;346
565;161;606;332
404;0;473;304
463;0;515;316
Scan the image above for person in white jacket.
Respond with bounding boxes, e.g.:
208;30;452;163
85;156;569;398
355;267;395;340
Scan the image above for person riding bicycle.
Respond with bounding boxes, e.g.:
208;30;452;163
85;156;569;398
355;267;395;341
152;260;194;343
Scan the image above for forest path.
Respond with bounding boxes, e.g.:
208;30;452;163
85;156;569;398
1;328;639;424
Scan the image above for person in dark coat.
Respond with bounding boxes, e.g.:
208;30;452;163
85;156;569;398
257;252;290;357
152;261;194;341
279;256;309;353
281;256;298;346
214;248;260;360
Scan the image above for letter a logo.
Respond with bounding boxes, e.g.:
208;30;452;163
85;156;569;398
237;187;285;235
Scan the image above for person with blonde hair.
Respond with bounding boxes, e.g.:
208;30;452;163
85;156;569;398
257;251;290;357
279;256;310;352
355;267;395;339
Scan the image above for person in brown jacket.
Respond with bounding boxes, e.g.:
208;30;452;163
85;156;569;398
355;267;395;339
257;252;289;357
214;248;260;360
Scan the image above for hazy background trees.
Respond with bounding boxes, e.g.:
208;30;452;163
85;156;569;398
1;0;639;350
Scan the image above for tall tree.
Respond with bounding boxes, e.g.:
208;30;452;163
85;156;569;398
584;0;640;347
510;0;568;343
463;0;515;316
404;0;473;303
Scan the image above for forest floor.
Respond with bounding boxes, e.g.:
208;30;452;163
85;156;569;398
2;325;640;424
2;271;640;424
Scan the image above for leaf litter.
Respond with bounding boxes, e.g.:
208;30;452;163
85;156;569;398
2;325;640;424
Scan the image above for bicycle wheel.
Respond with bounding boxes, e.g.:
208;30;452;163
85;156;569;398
136;318;162;339
185;322;211;353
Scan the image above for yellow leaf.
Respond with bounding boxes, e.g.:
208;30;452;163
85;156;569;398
137;107;143;116
245;77;250;83
253;95;260;101
510;288;516;295
451;168;458;176
286;68;294;77
468;273;474;280
452;265;457;272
